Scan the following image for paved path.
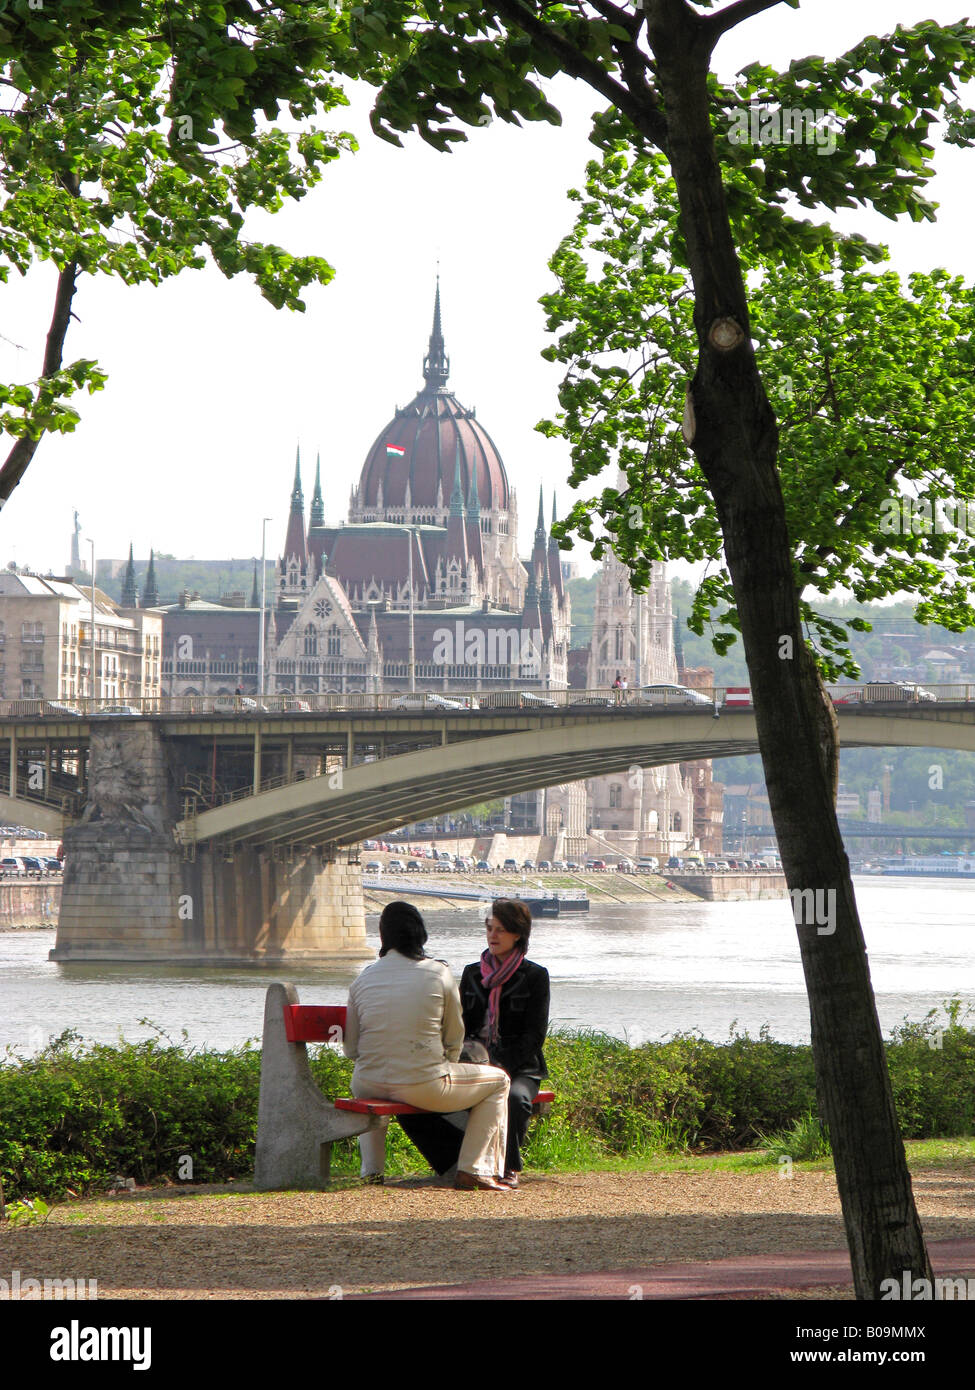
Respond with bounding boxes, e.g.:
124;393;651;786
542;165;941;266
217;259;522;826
352;1237;975;1300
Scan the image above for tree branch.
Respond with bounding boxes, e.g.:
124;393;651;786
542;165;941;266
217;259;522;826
703;0;789;44
489;0;670;150
0;175;81;507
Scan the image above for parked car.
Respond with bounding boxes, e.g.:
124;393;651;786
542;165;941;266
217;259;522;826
0;856;25;875
386;858;406;872
435;861;454;873
19;856;43;875
362;840;380;851
537;860;552;871
364;861;382;873
475;860;492;872
43;857;62;872
565;860;581;871
633;683;712;707
666;856;682;870
636;857;660;873
586;859;607;871
502;858;519;871
522;860;535;870
406;859;425;872
550;860;565;871
615;858;635;872
91;704;142;717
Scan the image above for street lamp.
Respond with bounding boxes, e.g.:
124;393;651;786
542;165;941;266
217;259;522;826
404;525;417;694
85;538;95;702
257;517;272;697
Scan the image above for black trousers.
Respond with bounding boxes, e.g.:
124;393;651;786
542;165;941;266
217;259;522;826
398;1073;541;1175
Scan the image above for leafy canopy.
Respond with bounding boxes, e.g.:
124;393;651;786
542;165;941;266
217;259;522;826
0;0;359;467
538;145;975;677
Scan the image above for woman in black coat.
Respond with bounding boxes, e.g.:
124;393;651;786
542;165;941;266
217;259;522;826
459;899;549;1188
397;899;550;1186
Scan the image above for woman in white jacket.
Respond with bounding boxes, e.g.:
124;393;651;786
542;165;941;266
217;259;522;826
344;901;511;1192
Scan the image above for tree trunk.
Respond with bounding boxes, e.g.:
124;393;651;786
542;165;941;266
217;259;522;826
0;169;82;506
643;5;931;1298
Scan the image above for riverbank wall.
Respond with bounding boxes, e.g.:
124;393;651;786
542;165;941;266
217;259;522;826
0;881;62;927
668;873;787;902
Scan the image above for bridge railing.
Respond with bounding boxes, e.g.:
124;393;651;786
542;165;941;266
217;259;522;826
1;683;974;720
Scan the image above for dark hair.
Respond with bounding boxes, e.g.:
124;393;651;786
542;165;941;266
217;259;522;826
379;901;428;960
491;898;532;950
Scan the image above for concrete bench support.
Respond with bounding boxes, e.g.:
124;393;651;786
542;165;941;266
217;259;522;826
254;982;380;1190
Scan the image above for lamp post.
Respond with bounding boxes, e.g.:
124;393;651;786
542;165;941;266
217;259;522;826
257;517;272;697
406;526;416;694
86;538;96;703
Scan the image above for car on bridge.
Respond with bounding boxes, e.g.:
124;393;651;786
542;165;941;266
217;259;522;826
568;695;616;710
633;683;712;708
213;695;268;713
864;681;937;703
390;692;469;712
91;704;142;717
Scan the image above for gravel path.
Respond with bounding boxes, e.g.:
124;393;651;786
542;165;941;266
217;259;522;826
3;1163;973;1299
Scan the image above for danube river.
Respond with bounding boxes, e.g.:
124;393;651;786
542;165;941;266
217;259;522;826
2;877;973;1054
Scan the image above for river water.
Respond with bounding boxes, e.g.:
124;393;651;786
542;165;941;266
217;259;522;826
1;877;973;1055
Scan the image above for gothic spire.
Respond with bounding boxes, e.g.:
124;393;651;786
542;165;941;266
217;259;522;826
143;549;159;608
121;543;137;608
673;611;686;675
310;453;324;528
449;440;465;518
422;276;450;392
283;445;307;563
250;561;259;609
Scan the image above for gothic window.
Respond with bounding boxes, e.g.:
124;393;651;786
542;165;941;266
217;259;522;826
609;784;622;808
617;580;624;597
614;626;623;660
672;812;682;832
303;624;318;657
327;624;341;656
314;598;333;619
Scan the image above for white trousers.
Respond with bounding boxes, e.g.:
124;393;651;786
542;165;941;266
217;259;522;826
353;1064;509;1179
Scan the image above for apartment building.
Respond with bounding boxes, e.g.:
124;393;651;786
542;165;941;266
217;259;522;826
0;572;162;703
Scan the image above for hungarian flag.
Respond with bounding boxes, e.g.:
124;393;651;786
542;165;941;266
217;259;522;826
385;443;406;457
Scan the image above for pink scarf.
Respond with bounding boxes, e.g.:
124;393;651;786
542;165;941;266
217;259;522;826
480;947;525;1044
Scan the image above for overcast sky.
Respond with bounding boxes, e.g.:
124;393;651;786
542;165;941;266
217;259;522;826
2;0;974;580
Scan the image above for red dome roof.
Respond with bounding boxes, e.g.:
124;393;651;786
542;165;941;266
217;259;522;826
358;391;510;513
356;283;510;514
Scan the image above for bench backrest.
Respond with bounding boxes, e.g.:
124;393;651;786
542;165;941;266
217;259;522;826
283;1004;347;1043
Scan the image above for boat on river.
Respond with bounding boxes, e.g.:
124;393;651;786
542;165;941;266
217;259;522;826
871;855;975;878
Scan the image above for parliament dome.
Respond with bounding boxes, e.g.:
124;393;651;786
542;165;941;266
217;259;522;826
354;285;511;518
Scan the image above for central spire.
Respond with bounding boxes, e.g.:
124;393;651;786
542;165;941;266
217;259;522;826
422;276;450;392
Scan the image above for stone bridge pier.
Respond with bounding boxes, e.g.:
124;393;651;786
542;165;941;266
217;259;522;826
51;722;371;963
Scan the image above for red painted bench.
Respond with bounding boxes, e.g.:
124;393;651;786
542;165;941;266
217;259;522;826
286;1003;554;1116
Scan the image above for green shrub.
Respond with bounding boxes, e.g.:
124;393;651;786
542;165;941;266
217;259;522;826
2;1003;972;1202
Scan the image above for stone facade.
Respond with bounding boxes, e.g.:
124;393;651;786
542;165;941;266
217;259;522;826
53;722;371;962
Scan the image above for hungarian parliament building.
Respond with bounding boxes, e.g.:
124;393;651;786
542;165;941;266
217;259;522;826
158;288;722;858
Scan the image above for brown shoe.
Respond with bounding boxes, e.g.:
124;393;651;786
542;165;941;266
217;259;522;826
500;1170;520;1189
454;1171;510;1192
